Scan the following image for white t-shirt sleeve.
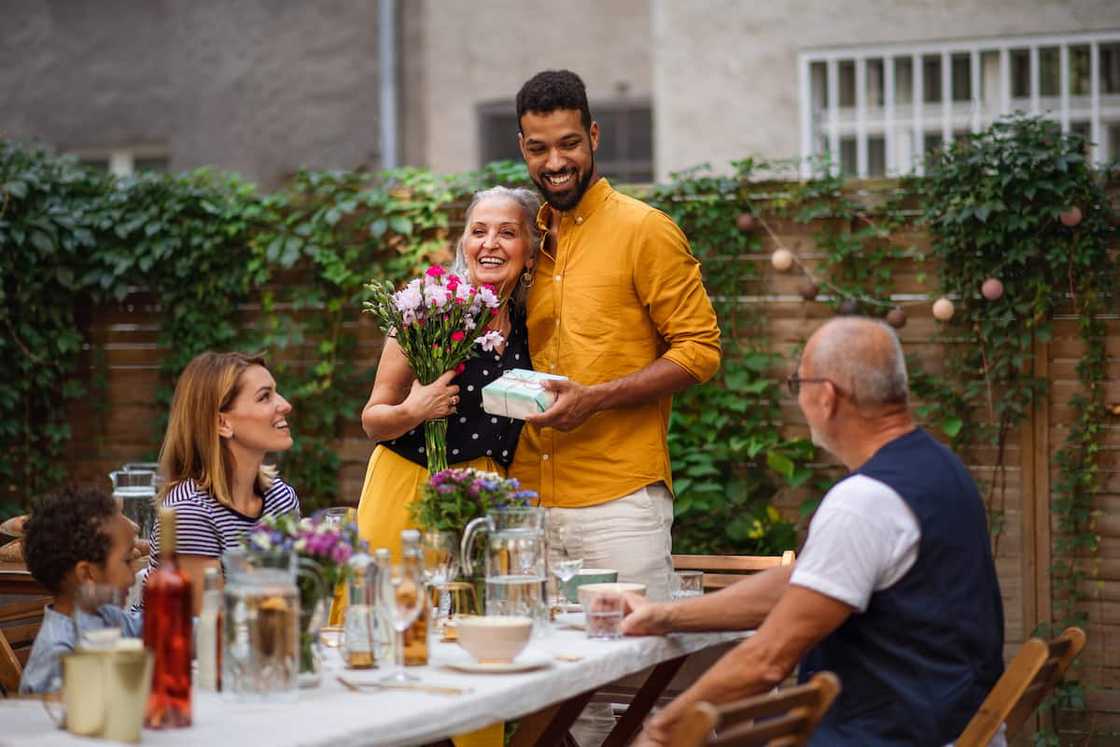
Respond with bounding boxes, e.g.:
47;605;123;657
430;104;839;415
790;474;921;612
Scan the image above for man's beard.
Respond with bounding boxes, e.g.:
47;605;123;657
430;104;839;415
533;157;595;212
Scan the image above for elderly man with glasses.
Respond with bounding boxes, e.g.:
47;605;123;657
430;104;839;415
624;316;1006;747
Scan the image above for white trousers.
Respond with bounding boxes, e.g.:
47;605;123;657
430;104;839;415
547;483;675;747
546;482;675;602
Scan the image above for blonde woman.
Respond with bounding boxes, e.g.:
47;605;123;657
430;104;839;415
356;186;540;559
144;351;299;614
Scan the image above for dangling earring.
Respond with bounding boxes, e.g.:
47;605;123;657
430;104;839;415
519;269;534;288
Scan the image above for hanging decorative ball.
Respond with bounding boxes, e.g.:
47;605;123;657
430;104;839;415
886;307;907;329
837;298;860;316
736;212;755;232
932;297;955;321
770;248;795;272
798;281;820;301
1059;206;1082;227
981;277;1004;301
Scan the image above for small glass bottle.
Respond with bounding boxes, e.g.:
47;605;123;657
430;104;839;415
341;553;377;669
400;530;430;666
143;507;193;728
373;548;395;665
196;567;222;691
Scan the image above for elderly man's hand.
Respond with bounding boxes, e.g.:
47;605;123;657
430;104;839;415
621;592;674;636
632;708;676;746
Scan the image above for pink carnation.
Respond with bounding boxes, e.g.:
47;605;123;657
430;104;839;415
451;330;465;342
425;265;445;278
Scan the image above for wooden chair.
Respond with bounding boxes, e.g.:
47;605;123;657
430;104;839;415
672;551;796;592
0;626;21;696
671;671;841;747
956;626;1086;747
0;594;49;697
591;552;799;743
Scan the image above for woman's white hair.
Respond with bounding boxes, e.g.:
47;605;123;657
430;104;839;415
451;186;542;306
809;317;909;407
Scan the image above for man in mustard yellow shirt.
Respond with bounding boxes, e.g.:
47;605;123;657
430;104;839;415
509;70;721;605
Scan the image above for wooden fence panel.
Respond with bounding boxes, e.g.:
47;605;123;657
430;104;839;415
51;202;1118;739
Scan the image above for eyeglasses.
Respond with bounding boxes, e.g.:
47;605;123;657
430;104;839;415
786;373;833;397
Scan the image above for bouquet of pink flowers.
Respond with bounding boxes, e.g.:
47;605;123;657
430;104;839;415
363;265;505;472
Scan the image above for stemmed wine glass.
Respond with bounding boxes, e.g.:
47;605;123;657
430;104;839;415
420;531;459;632
73;582;127;651
549;524;583;613
380;562;425;683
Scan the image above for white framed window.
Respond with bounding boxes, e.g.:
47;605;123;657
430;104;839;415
72;146;169;176
799;30;1120;178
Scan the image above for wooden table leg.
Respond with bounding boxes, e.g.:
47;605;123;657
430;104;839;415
510;687;597;747
601;654;689;747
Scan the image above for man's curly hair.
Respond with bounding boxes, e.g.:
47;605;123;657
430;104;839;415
516;69;593;132
23;485;117;593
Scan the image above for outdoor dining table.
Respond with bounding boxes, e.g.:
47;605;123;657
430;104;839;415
0;621;749;747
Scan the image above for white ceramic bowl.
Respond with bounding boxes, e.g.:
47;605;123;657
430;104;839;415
456;615;533;663
577;582;647;611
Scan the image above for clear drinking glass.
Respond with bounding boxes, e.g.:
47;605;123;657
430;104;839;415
671;570;704;600
584;590;625;640
420;531;458;632
381;563;424;683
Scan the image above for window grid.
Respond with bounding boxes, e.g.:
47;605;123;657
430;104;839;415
799;30;1120;178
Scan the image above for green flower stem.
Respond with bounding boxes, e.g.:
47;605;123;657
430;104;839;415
425;418;449;474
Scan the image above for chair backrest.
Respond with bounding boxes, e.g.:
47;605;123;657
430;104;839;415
672;671;841;747
672;551;796;591
0;626;21;696
956;626;1087;747
0;595;50;697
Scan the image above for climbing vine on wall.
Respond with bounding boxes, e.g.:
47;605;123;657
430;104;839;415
921;117;1116;740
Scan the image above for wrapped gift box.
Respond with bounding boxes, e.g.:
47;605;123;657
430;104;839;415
481;368;568;420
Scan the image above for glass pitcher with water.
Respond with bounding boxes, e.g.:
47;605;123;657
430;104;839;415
220;549;301;701
109;468;157;541
460;507;547;626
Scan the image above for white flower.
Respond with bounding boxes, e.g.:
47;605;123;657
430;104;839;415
463;315;477;331
394;281;424;313
475;330;504;352
477;286;500;308
454;283;473;302
426;284;450;309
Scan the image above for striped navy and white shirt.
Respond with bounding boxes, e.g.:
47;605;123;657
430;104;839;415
144;477;300;579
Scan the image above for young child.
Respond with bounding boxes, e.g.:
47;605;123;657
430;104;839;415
19;485;143;694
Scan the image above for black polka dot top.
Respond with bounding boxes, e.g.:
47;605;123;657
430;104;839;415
383;304;529;470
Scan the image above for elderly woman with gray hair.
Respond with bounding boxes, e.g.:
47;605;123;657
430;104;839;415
356;186;541;558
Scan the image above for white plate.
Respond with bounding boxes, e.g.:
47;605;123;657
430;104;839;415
442;649;552;674
554;612;586;629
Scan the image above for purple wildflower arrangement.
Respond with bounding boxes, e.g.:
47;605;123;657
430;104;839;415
411;468;538;533
244;511;363;592
363;265;505;473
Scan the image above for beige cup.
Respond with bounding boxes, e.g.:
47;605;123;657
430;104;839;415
56;645;153;743
102;647;154;743
456;615;532;663
60;651;107;736
577;582;646;611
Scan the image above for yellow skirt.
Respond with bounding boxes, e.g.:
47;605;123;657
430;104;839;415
356;444;505;559
354;444;505;747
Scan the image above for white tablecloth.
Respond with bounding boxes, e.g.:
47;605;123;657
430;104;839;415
0;626;749;747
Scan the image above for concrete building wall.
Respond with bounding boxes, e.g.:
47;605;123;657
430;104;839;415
414;0;652;173
652;0;1120;180
0;0;380;187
